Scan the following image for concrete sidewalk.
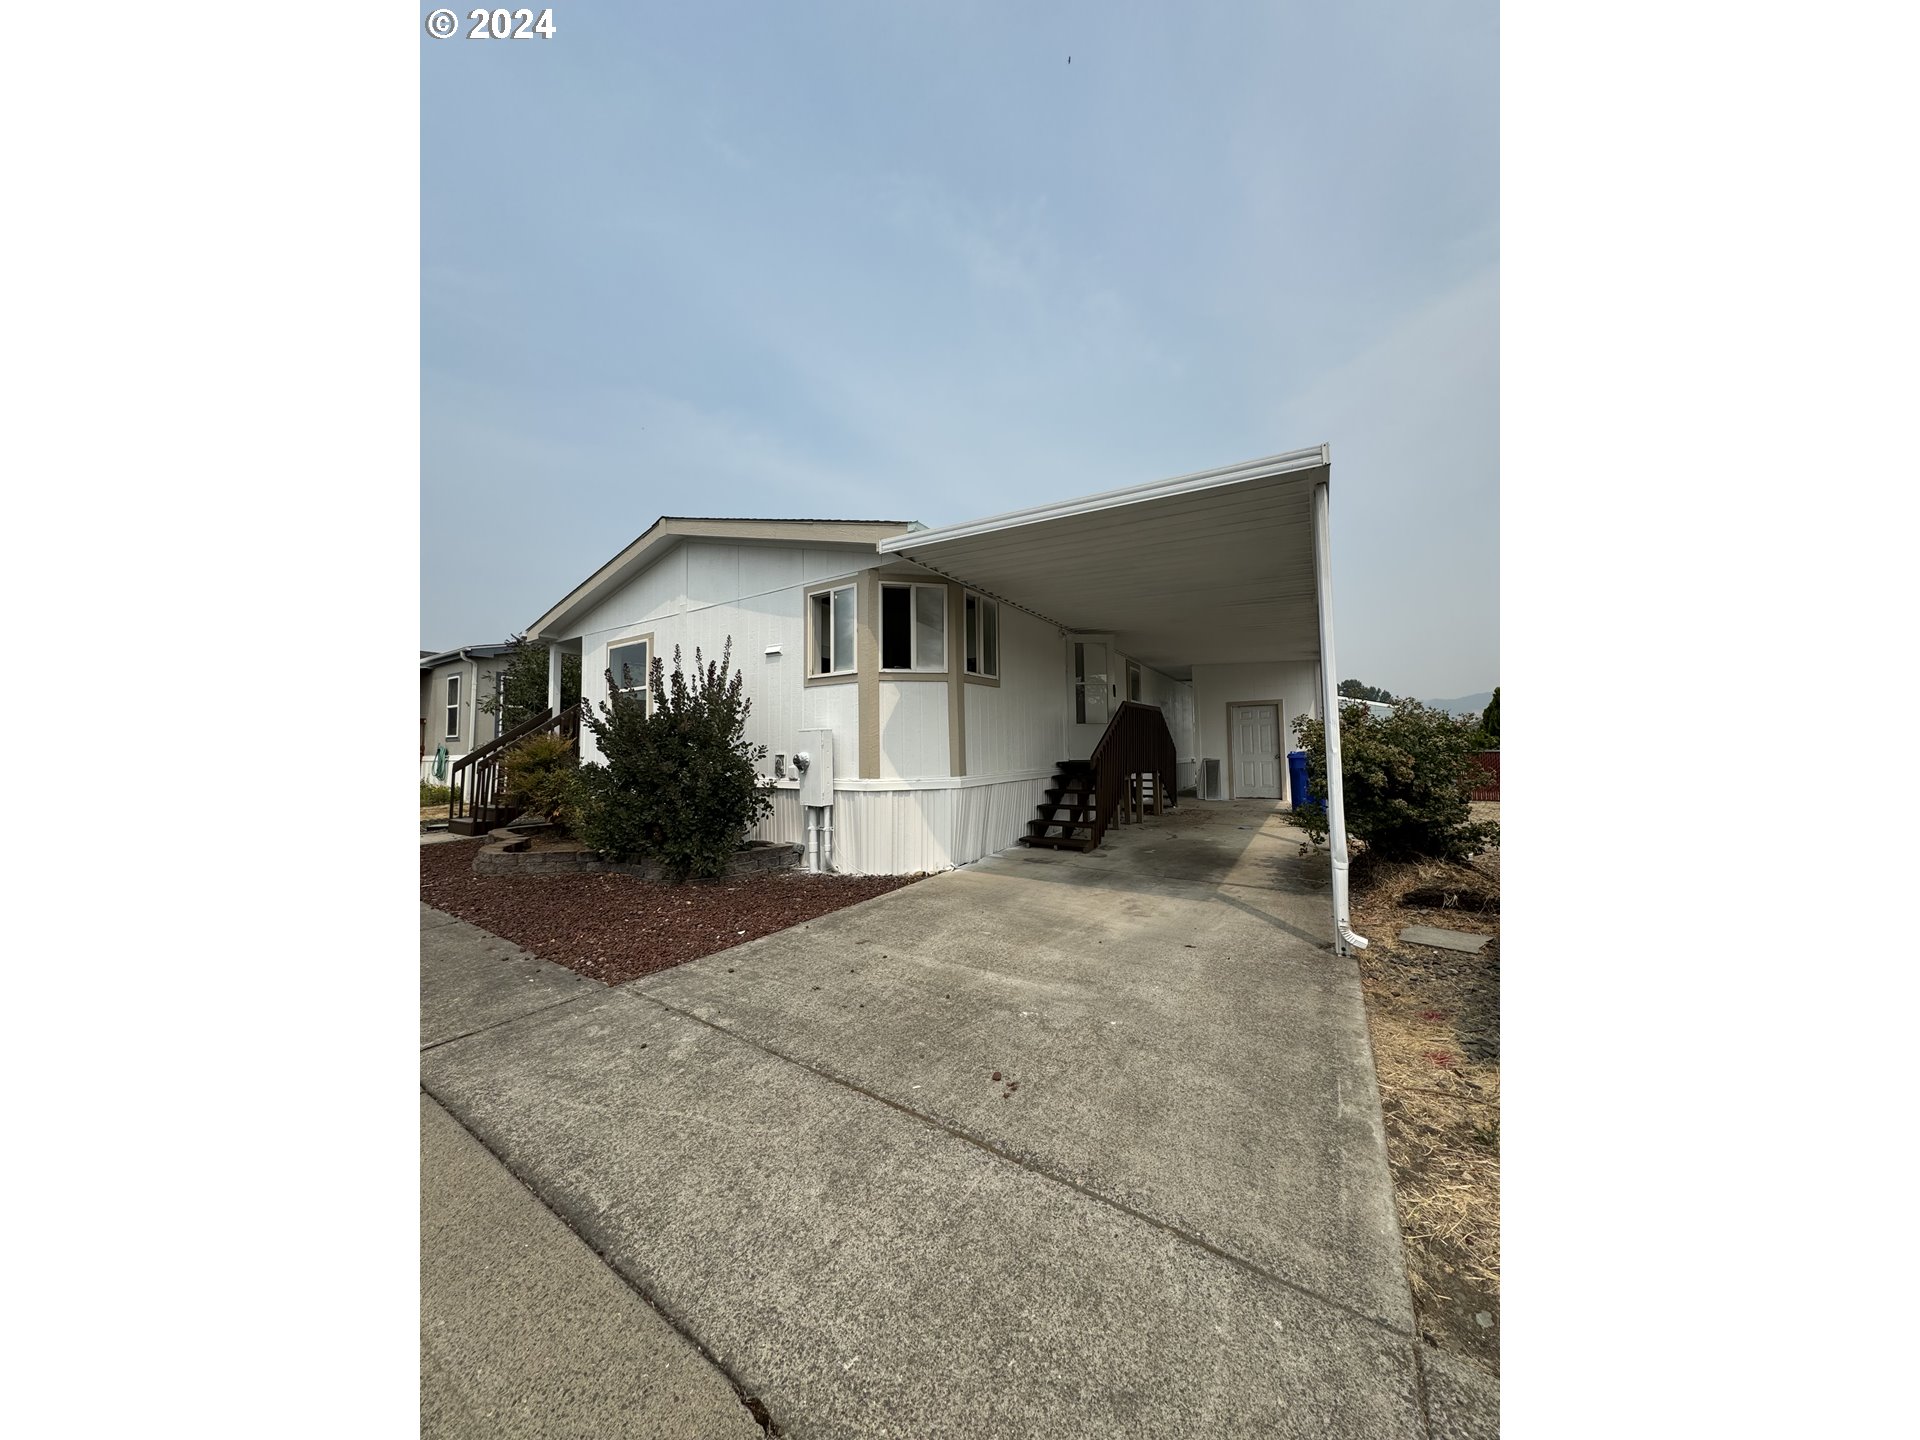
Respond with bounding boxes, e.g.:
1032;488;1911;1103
420;802;1497;1438
422;1093;763;1439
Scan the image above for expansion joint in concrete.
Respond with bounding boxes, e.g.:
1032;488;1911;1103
422;1086;788;1437
621;985;1417;1342
418;993;593;1054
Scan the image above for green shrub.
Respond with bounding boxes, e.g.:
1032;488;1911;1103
502;730;577;826
419;781;452;807
1292;699;1498;862
571;639;773;880
1475;687;1500;750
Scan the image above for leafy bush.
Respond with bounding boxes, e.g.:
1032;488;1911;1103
420;781;452;807
501;730;577;826
479;632;582;732
571;639;773;880
1292;699;1498;862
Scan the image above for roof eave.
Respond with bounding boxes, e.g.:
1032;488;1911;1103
877;445;1329;555
526;517;917;641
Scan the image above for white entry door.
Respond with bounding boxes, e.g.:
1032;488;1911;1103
1230;703;1281;799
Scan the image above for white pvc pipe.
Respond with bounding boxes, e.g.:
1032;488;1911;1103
1312;480;1369;955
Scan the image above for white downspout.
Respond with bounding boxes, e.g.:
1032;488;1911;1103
1312;480;1369;955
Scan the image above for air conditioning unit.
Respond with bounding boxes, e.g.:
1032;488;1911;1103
1200;758;1223;800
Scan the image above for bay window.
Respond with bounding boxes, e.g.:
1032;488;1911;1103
964;593;999;678
881;582;946;672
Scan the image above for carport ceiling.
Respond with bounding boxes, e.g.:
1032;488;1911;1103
879;448;1330;676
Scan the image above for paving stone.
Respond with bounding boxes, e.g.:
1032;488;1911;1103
1397;925;1491;954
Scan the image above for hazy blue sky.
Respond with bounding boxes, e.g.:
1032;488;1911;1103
423;2;1497;698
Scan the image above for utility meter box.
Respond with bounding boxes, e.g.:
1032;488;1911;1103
795;729;834;807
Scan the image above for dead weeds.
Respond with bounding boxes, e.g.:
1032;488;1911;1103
1349;815;1500;1373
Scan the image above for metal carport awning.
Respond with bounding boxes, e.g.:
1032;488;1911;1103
878;447;1329;675
877;444;1369;955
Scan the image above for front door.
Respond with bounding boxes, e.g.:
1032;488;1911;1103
1230;703;1281;799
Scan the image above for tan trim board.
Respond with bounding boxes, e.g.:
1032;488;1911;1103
946;581;966;776
857;569;880;779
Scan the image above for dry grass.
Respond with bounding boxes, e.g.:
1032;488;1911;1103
1349;806;1501;1367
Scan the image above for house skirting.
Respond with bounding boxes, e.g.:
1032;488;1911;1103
421;752;470;785
748;770;1055;876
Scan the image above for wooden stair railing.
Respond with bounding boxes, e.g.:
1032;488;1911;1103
448;703;582;830
1020;701;1178;852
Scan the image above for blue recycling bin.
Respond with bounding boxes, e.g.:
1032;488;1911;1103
1287;751;1318;811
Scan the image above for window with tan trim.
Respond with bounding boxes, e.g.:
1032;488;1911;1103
880;582;945;672
964;593;999;678
808;584;856;677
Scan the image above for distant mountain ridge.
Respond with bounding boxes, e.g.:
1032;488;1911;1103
1419;691;1494;718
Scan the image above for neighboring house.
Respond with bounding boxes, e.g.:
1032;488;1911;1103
420;643;516;781
511;445;1369;958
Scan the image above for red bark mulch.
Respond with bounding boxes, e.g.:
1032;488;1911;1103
421;838;920;985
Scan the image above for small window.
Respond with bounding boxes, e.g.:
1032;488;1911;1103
608;639;649;710
445;674;461;740
964;594;999;678
880;582;946;672
809;585;856;676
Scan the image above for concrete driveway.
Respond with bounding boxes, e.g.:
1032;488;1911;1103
422;800;1495;1438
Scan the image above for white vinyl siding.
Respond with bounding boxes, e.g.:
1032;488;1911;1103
877;680;951;779
561;538;868;774
963;606;1064;774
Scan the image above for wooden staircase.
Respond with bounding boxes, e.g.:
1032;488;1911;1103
1023;759;1100;850
448;703;581;836
1019;701;1177;855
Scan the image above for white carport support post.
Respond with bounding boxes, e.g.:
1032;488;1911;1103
1312;481;1368;956
547;641;564;715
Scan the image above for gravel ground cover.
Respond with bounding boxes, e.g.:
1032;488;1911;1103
421;837;919;985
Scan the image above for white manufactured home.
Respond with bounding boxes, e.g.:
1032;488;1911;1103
466;446;1368;953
